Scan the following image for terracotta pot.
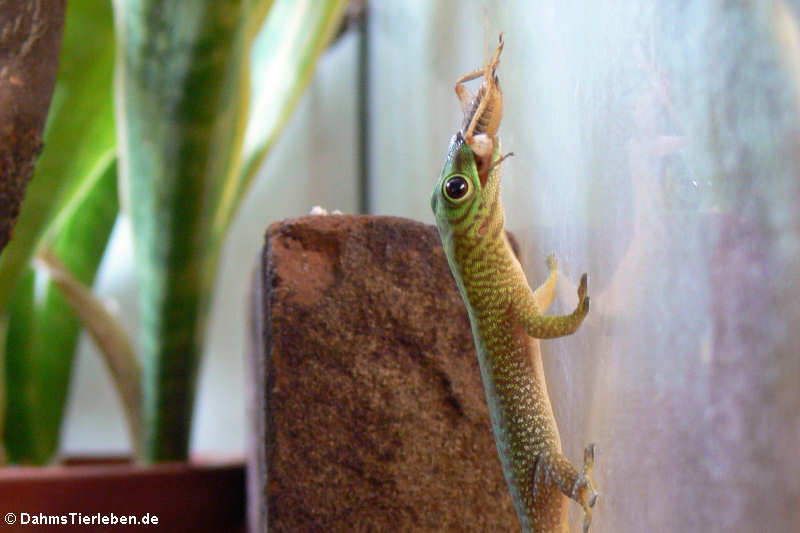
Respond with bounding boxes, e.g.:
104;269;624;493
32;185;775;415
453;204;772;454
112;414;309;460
0;457;245;532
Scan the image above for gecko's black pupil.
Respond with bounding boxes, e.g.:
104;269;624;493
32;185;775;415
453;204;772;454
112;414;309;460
445;176;469;200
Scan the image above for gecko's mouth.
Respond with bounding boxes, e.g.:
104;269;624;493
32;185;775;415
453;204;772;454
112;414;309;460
477;158;490;187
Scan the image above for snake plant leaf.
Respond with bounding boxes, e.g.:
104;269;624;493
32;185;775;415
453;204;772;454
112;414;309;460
214;0;350;236
0;0;115;313
3;158;120;465
114;0;348;461
113;0;253;462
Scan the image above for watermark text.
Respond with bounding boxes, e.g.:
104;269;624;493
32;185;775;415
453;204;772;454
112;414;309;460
4;512;158;527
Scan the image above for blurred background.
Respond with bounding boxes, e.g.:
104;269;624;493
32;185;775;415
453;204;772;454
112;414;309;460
56;1;800;531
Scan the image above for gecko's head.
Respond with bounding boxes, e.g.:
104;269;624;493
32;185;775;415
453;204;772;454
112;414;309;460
431;133;503;243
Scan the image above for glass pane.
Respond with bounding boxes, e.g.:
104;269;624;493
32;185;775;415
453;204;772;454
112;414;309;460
369;2;800;531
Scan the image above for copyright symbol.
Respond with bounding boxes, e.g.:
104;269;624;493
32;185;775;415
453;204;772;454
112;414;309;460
4;512;15;525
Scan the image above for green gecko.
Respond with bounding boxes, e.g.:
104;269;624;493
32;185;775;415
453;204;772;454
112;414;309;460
431;36;598;533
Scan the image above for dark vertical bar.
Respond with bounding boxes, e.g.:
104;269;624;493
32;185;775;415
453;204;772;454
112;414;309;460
357;3;371;214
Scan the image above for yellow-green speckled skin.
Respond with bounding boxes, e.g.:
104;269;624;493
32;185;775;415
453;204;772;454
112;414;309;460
431;135;595;533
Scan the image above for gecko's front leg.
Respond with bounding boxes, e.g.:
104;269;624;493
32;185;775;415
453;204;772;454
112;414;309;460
516;264;590;340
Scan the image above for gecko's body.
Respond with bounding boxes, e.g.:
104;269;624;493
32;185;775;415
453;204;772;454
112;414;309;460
432;135;596;533
430;37;597;533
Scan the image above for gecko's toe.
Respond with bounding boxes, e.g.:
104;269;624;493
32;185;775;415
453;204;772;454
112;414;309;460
581;486;598;532
545;253;557;273
584;443;597;469
582;512;593;533
578;273;588;299
582;443;599;510
574;295;589;317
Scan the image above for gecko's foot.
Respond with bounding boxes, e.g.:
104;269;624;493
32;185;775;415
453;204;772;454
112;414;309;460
572;443;599;532
577;273;588;301
545;253;557;274
583;443;599;508
574;273;590;318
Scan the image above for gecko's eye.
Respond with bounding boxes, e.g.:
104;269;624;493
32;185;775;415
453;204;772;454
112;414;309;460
443;175;470;202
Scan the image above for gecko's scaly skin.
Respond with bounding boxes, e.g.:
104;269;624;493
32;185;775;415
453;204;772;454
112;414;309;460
431;135;597;533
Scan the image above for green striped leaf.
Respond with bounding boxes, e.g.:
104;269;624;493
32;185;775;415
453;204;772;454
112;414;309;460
3;158;119;465
0;0;116;313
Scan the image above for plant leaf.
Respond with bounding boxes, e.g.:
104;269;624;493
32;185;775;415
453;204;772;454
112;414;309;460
0;0;116;313
34;242;140;458
3;157;120;464
213;0;350;236
114;0;254;461
114;0;348;461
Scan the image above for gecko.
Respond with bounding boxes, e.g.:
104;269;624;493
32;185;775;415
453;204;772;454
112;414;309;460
430;36;598;533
